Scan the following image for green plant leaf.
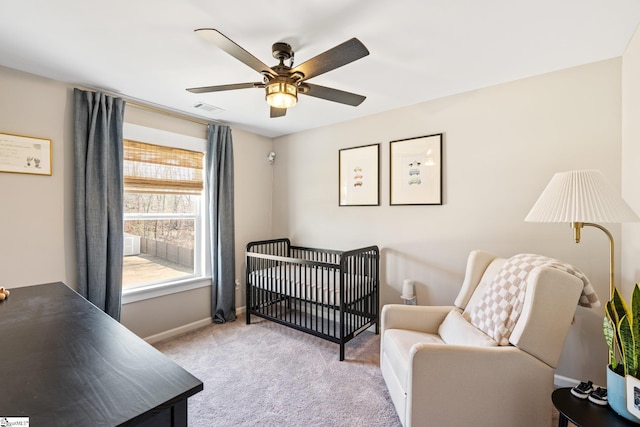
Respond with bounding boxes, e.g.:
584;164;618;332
619;314;634;376
604;316;616;368
612;287;631;323
604;286;640;377
606;299;624;365
632;284;640;377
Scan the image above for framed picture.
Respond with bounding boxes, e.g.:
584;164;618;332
339;143;380;206
0;132;52;176
626;375;640;418
390;133;442;205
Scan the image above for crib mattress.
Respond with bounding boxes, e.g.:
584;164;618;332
248;266;369;306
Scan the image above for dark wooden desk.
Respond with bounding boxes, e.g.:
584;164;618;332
0;282;203;426
552;387;638;427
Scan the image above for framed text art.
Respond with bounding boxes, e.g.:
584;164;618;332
390;133;442;205
0;133;52;176
339;143;380;206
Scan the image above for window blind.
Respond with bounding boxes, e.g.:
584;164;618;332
124;139;204;195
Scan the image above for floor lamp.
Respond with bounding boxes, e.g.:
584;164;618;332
525;170;639;299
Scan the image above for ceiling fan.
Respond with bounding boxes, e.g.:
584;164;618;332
186;29;370;118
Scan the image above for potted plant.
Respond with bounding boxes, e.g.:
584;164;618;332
604;284;640;422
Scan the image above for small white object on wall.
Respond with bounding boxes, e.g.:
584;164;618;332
267;151;276;164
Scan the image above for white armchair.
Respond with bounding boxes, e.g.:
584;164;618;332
380;250;585;427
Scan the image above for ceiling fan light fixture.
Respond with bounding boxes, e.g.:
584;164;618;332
265;79;298;109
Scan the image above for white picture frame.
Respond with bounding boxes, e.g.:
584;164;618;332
338;143;380;206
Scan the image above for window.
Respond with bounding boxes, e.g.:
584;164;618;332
121;124;208;299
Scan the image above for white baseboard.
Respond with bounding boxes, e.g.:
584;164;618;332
144;305;247;344
144;317;213;344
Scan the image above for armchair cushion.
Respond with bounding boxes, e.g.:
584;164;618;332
438;309;498;347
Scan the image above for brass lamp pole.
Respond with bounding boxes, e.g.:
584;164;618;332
571;222;615;299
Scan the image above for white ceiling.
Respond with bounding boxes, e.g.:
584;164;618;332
1;1;640;138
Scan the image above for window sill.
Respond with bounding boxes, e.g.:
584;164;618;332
122;276;211;304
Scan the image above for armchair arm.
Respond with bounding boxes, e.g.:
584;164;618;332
407;344;553;426
509;266;582;367
381;304;455;334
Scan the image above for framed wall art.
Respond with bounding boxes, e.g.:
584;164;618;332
0;132;52;176
627;375;640;419
390;133;442;205
339;143;380;206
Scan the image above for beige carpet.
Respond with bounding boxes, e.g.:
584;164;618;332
154;317;563;426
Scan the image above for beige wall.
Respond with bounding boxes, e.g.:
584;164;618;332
273;59;622;384
0;66;274;339
0;66;75;287
622;27;640;298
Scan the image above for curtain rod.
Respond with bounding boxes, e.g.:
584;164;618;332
76;86;222;127
126;101;213;126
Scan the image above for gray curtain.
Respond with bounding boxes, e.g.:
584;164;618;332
206;124;236;323
73;88;125;321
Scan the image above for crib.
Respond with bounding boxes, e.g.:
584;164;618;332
245;238;379;360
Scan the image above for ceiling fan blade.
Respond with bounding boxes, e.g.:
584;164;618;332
186;82;264;94
270;107;287;118
301;83;366;106
195;28;276;77
292;38;369;81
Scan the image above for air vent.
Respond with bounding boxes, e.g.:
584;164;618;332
193;102;224;113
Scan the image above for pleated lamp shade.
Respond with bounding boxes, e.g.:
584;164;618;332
525;170;639;223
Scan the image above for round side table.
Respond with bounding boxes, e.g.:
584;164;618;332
552;387;639;427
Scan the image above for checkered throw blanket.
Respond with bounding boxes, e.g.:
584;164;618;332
468;254;600;345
